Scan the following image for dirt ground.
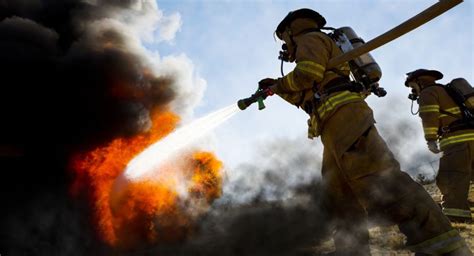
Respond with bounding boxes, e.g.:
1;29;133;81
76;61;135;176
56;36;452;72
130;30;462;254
314;183;474;255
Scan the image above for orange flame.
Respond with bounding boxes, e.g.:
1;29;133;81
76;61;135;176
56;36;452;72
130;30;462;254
70;110;223;248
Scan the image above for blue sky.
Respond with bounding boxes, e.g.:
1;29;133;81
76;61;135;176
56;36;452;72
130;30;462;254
154;0;473;171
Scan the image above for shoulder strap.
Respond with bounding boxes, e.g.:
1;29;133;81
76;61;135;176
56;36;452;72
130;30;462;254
328;68;347;77
439;83;474;125
439;108;462;119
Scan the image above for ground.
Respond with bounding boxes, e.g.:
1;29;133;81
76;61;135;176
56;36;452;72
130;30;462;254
314;183;474;255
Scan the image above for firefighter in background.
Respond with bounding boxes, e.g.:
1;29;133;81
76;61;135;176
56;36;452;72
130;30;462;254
405;69;474;223
257;9;471;255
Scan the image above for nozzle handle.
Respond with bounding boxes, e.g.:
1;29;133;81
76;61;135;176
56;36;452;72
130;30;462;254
238;88;271;111
257;97;265;110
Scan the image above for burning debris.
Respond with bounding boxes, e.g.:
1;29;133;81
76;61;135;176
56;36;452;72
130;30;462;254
70;111;223;248
0;0;213;253
2;0;469;255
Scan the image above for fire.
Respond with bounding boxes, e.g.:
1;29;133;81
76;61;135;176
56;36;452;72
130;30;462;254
69;110;223;248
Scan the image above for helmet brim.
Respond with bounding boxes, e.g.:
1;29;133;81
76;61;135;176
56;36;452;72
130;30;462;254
405;69;443;86
276;9;326;39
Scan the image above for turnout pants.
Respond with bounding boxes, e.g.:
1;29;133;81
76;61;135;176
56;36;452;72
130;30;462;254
321;126;470;255
438;141;474;222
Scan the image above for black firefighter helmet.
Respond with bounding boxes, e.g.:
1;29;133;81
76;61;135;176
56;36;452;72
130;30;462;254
405;69;443;86
276;8;326;39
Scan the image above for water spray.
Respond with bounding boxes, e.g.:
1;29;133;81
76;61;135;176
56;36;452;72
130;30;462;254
124;83;272;180
124;104;240;180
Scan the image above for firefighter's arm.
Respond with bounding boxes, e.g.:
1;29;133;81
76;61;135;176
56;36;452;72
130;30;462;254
273;34;329;94
418;91;440;141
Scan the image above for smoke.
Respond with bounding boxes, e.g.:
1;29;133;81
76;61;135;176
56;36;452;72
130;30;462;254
222;136;323;204
0;0;202;149
0;0;205;253
116;136;330;256
116;136;331;255
0;1;445;254
372;95;439;181
147;96;442;255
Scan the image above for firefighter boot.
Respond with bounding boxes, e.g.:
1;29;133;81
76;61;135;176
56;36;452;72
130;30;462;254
444;245;473;256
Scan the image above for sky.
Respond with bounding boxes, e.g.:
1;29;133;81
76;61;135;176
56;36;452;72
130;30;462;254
152;0;473;173
2;1;472;253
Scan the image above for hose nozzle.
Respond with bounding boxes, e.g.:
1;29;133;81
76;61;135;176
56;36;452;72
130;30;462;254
237;98;252;110
237;92;266;111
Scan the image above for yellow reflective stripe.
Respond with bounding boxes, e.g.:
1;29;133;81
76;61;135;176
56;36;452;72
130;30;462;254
440;133;474;148
423;127;439;135
420;105;440;113
297;61;325;72
340;63;350;70
445;107;461;113
407;229;464;254
297;66;324;79
317;92;352;117
296;61;324;79
285;71;297;90
337;63;351;71
443;208;472;218
317;91;363;119
439;107;462;118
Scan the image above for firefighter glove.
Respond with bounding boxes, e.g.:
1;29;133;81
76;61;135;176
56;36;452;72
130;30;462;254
256;87;274;100
258;78;277;90
427;140;441;154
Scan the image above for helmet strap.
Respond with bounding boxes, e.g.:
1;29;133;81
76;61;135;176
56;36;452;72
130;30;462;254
283;27;297;61
286;27;296;46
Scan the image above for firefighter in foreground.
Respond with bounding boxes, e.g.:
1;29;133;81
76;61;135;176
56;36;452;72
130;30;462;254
405;69;474;223
247;9;471;255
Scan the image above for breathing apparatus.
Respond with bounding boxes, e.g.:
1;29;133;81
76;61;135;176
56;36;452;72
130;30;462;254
405;69;444;115
276;9;325;75
406;81;421;115
238;9;326;111
276;18;387;97
408;90;419;101
238;8;390;111
406;69;474;122
328;27;387;97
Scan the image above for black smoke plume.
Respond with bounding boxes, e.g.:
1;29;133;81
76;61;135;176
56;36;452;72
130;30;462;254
0;1;442;254
0;0;180;253
118;137;331;256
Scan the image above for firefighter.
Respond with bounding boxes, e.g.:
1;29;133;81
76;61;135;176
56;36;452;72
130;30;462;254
405;69;474;223
258;9;471;255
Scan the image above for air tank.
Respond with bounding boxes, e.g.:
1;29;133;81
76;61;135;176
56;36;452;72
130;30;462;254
450;78;474;109
336;27;382;84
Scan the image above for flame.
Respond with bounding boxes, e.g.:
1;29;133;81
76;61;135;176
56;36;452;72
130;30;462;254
70;110;223;248
188;152;223;202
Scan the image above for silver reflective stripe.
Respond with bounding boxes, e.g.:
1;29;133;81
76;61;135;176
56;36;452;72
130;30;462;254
407;229;464;254
443;208;472;218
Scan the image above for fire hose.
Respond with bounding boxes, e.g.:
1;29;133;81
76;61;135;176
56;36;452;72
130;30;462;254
237;0;463;111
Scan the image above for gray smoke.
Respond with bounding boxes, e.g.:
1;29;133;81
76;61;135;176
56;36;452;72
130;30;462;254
148;96;443;255
95;136;330;255
222;136;323;204
373;96;439;182
0;0;204;254
0;1;443;254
